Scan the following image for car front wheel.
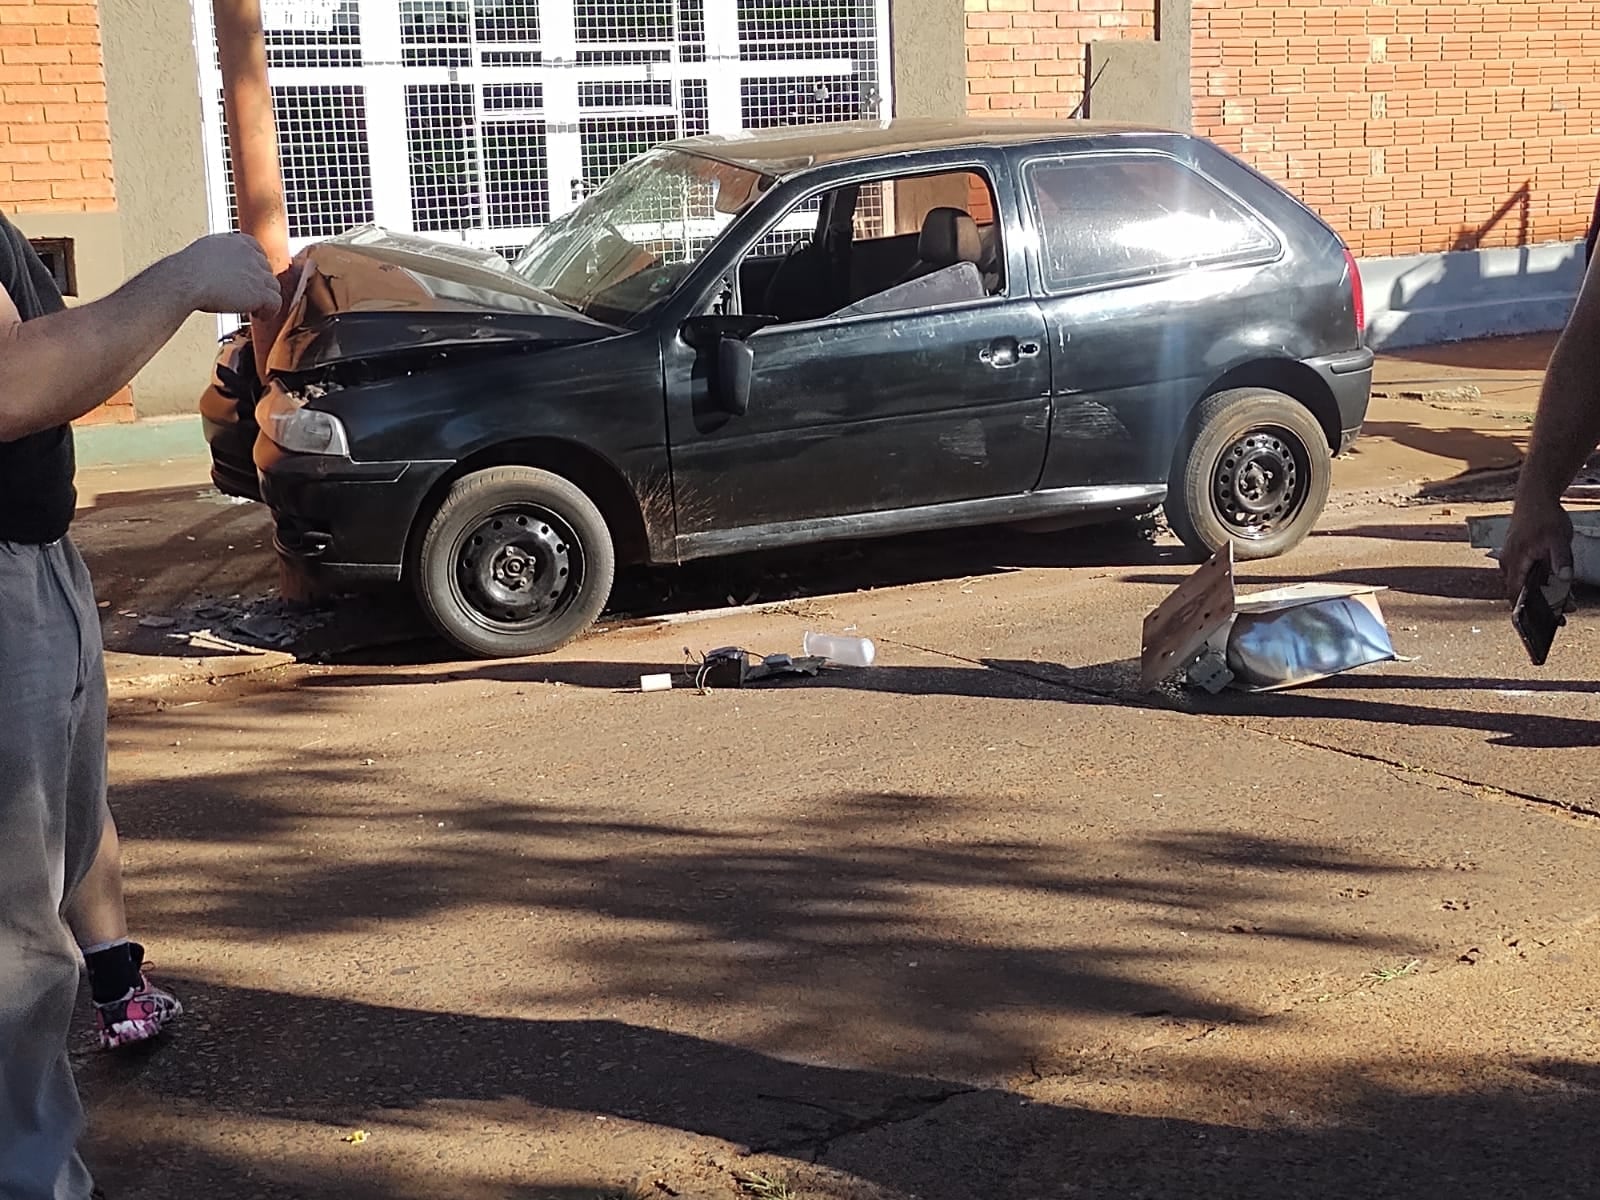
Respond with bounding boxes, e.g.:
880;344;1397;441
413;466;616;658
1165;387;1331;561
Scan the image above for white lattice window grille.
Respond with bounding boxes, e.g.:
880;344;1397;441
193;0;890;263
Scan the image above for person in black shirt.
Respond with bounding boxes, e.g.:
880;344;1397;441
0;214;278;1200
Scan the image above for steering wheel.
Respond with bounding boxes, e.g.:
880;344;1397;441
779;234;812;267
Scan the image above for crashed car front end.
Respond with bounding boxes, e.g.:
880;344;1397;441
243;227;619;587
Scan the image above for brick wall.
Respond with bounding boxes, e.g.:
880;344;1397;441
0;0;114;214
1194;0;1600;259
0;0;127;422
966;0;1156;119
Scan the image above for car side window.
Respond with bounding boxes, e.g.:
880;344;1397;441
1025;154;1278;292
736;168;1006;327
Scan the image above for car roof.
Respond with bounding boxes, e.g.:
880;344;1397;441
668;118;1180;176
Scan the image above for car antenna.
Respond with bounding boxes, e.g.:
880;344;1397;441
1068;61;1109;121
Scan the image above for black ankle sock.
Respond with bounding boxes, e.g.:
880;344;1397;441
84;941;144;1005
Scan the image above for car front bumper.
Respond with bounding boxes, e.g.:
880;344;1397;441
1305;346;1374;454
256;437;450;588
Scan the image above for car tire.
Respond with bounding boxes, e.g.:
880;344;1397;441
1165;387;1331;562
413;466;616;659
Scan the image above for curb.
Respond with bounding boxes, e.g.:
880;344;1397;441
106;647;296;700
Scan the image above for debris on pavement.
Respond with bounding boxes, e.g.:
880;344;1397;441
1142;544;1397;694
1467;509;1600;587
802;631;877;667
685;646;830;691
640;672;673;693
107;592;429;665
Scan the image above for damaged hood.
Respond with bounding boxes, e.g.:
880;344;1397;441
266;225;618;375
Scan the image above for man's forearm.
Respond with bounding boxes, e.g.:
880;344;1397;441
0;256;200;443
1515;269;1600;508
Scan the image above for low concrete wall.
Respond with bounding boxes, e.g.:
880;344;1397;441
1361;242;1583;350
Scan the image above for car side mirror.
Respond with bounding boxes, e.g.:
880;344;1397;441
716;335;754;417
681;312;773;348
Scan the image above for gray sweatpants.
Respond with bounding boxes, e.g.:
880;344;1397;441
0;537;106;1200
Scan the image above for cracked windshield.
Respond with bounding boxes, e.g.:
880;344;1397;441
513;148;770;323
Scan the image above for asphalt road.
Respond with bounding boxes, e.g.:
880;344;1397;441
72;473;1600;1199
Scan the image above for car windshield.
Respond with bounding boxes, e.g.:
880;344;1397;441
512;148;772;324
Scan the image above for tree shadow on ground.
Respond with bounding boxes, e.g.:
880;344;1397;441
88;690;1600;1199
107;759;1422;1078
79;982;1600;1200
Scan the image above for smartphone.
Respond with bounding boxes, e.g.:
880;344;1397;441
1513;561;1566;667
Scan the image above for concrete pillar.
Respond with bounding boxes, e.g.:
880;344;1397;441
889;0;968;120
99;0;216;419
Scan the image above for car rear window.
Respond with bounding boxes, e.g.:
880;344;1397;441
1025;153;1279;291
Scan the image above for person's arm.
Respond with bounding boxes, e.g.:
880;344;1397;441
0;233;282;444
1498;251;1600;600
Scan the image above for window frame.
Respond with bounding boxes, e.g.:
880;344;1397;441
722;157;1014;334
1019;149;1284;297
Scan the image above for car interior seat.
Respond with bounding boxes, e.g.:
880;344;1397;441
894;207;983;288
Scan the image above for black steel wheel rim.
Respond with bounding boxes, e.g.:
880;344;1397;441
450;504;584;632
1210;425;1310;540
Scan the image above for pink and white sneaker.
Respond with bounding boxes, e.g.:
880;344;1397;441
94;976;183;1050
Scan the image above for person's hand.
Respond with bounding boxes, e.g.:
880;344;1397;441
173;233;282;316
1499;495;1574;605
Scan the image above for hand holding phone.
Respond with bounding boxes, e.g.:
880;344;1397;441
1512;561;1567;666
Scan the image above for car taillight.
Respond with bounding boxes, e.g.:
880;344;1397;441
1343;246;1365;340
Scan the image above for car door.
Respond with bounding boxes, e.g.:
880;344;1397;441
662;159;1051;546
1024;149;1284;489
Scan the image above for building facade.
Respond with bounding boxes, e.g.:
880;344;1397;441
0;0;1592;426
968;0;1599;344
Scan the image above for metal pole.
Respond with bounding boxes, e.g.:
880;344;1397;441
214;1;316;601
214;0;290;367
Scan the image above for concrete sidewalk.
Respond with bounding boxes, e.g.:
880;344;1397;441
1336;332;1550;492
76;458;297;702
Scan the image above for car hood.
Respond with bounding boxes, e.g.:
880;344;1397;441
266;225;619;376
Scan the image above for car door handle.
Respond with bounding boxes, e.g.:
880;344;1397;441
979;337;1041;369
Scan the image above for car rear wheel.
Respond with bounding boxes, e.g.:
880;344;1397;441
1165;388;1330;561
413;466;615;659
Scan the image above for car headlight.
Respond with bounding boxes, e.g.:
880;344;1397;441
258;382;351;457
